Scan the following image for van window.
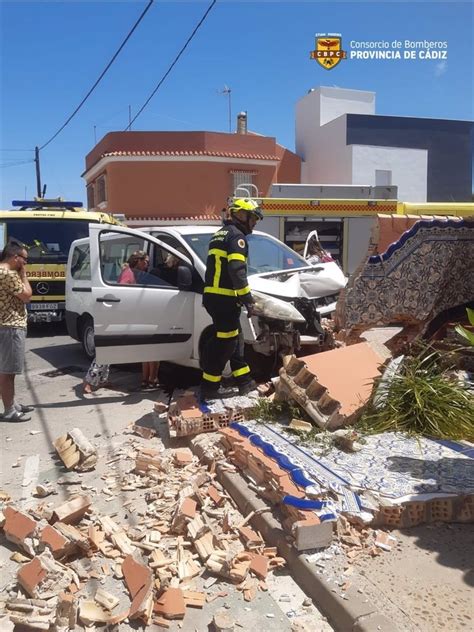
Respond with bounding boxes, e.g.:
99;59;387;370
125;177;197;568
99;229;181;288
247;234;307;273
71;243;91;280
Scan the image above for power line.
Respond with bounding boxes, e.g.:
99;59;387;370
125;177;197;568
39;0;155;151
0;159;35;169
126;0;217;130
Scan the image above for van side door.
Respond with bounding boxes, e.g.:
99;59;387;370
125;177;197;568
89;224;194;365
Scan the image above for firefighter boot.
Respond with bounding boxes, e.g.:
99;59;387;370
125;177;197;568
238;379;258;396
199;383;236;402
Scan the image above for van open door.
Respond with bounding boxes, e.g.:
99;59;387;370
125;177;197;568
89;223;195;365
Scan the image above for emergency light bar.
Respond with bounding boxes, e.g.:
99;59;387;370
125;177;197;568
12;200;83;209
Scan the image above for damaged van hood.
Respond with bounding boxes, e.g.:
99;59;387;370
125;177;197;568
248;262;347;300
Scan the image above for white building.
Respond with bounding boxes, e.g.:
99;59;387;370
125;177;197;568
295;87;472;203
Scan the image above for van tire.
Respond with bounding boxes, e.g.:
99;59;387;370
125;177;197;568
80;316;95;361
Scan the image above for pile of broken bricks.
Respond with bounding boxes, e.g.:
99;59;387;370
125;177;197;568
215;427;399;559
0;439;287;630
165;390;257;438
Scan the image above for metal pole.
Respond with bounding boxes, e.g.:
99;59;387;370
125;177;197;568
228;90;232;133
34;146;42;198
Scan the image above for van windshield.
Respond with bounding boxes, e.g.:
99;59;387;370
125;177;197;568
4;218;91;263
182;232;308;274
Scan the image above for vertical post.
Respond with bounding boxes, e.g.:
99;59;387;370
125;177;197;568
227;90;232;133
34;146;42;198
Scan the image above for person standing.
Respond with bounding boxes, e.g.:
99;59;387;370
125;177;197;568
200;198;263;400
83;250;158;393
0;242;33;422
117;250;159;389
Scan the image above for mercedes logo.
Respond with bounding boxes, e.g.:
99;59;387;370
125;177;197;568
36;282;49;295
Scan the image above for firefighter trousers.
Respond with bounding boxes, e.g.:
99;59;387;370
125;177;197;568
200;298;251;388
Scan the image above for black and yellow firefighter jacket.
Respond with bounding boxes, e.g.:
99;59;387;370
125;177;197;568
203;221;253;306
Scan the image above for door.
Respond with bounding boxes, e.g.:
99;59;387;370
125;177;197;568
89;224;195;365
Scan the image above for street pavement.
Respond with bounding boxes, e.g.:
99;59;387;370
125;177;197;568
0;325;334;631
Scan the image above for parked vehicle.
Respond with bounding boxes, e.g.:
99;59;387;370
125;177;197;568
0;198;122;323
65;224;346;373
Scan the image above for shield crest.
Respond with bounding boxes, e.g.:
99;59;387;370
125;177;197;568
310;36;346;70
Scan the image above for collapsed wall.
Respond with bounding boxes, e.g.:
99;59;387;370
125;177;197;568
336;214;474;345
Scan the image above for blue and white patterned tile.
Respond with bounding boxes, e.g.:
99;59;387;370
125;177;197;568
239;423;474;502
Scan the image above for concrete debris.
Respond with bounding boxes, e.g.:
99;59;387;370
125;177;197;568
213;608;235;631
35;483;56;498
132;424;156;439
331;429;364;452
288;418;313;433
51;494;92;525
53;428;98;471
5;598;56;631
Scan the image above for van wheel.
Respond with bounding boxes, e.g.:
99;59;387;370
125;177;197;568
80;316;95;361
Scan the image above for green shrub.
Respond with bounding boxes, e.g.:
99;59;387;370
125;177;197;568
360;346;474;441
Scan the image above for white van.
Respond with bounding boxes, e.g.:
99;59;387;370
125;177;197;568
65;224;346;374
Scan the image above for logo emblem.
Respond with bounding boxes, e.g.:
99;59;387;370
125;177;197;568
36;282;49;295
237;239;246;249
310;35;347;70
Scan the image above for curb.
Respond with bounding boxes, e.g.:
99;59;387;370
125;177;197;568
190;439;400;632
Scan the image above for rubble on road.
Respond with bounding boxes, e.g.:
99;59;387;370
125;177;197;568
53;428;98;472
0;428;291;630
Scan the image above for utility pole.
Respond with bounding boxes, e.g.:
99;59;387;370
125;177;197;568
34;146;42;198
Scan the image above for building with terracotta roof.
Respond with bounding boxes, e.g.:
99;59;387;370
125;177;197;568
82;120;300;222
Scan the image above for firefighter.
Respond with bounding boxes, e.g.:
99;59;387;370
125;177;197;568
200;198;263;400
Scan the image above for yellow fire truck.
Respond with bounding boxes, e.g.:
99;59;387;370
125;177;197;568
254;197;474;274
0;198;122;323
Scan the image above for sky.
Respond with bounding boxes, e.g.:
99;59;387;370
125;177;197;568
0;0;473;208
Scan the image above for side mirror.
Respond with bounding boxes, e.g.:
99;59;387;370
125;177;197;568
177;265;192;291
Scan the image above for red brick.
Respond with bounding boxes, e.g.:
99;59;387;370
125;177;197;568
249;554;269;580
3;507;37;548
122;555;153;620
154;587;185;620
17;557;47;597
40;525;69;558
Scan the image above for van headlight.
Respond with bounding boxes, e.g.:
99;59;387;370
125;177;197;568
252;290;306;323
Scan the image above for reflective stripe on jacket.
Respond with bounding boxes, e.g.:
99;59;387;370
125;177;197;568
204;221;252;303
